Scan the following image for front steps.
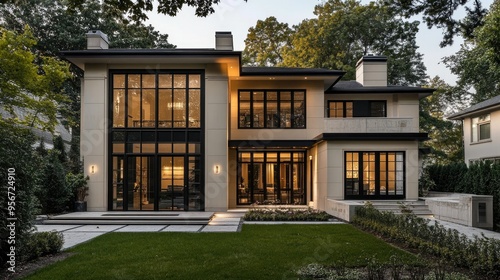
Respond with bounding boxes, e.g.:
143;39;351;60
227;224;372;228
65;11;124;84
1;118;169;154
43;211;214;225
370;200;433;218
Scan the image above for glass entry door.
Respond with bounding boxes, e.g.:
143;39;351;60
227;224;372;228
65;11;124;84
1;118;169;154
127;156;156;210
160;157;185;210
237;151;305;205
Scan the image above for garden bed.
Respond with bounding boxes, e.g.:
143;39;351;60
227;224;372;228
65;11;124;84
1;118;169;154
243;207;334;221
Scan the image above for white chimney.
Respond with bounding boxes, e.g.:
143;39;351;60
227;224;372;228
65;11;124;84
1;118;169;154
86;30;109;50
356;55;387;86
215;31;233;51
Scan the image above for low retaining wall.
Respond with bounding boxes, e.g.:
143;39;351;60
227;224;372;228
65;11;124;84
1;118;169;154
423;192;493;229
324;199;362;222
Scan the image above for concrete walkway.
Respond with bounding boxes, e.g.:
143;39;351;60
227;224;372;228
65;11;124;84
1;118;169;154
34;212;500;250
35;212;244;249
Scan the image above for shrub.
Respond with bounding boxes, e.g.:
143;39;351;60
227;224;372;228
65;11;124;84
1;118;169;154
36;150;71;214
352;204;500;278
19;231;64;262
243;208;333;221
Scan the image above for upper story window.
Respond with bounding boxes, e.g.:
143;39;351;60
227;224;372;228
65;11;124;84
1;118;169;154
238;90;305;129
328;101;386;118
112;73;201;129
471;114;490;142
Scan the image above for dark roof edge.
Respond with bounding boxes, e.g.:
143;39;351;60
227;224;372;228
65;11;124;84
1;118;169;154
240;69;346;77
314;133;429;141
228;140;315;148
60;49;242;57
448;99;500;120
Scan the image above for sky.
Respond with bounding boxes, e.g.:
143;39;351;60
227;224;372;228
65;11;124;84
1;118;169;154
145;0;493;85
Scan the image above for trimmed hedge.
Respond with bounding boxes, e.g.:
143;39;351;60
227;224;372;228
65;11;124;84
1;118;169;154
423;161;500;229
243;208;333;221
352;204;500;278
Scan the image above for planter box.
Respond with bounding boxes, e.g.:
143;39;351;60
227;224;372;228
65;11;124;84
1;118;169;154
74;201;87;212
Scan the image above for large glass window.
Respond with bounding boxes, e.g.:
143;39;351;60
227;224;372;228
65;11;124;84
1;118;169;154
238;90;306;128
345;151;405;198
328;101;386;118
112;73;201;128
237;151;306;205
110;71;203;211
471;114;490;142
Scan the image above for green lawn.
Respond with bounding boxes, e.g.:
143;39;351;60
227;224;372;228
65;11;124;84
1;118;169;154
25;224;416;280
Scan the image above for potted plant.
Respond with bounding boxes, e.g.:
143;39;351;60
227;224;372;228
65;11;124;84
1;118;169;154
66;173;90;212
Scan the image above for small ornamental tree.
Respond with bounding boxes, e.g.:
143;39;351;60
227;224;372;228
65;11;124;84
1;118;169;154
37;150;71;214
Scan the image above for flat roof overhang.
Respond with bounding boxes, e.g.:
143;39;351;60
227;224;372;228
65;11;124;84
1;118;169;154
326;86;435;99
60;49;242;76
228;140;315;149
233;67;345;91
314;133;430;141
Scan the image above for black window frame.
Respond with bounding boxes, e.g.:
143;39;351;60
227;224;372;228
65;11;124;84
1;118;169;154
108;69;205;211
344;151;405;200
328;100;387;118
238;89;306;129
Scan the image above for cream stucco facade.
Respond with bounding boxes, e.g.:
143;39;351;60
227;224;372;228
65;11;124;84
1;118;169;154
63;31;432;213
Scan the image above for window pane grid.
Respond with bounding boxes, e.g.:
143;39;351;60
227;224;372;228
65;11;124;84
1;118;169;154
112;73;202;129
345;151;405;198
238;90;306;128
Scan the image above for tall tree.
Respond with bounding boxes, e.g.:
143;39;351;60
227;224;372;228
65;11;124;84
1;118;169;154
420;77;467;164
386;0;488;46
242;17;292;66
443;0;500;104
0;27;71;131
280;0;427;86
63;0;248;22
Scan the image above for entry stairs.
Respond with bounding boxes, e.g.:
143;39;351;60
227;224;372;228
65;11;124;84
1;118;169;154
42;211;214;225
370;200;433;218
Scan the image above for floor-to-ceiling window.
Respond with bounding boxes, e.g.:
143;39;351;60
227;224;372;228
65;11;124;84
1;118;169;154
237;151;306;205
109;71;203;211
345;151;405;199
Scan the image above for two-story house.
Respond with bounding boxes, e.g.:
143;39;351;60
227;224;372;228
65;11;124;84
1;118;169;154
62;31;431;215
448;95;500;165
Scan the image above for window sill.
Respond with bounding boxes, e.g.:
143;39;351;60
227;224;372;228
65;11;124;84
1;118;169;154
470;139;492;145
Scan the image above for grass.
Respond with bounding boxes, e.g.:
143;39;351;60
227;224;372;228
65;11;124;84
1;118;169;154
24;224;416;280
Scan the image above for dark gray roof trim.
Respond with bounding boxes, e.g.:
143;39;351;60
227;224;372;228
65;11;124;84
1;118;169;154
448;95;500;120
315;133;429;141
60;49;241;57
228;140;315;148
241;67;345;76
328;82;434;94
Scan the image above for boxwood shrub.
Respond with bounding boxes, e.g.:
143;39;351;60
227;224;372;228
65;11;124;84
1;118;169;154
244;208;333;221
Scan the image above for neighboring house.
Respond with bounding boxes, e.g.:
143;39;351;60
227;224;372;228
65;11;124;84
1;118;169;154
61;30;432;212
448;95;500;165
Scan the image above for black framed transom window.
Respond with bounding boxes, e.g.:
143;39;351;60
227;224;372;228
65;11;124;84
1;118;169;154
328;101;386;118
345;151;405;199
238;90;306;128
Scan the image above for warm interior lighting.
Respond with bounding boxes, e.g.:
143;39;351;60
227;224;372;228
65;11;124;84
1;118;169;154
167;102;184;109
309;155;312;160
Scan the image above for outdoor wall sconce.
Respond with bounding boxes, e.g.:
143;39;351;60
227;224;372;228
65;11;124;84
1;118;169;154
91;165;96;174
214;165;220;174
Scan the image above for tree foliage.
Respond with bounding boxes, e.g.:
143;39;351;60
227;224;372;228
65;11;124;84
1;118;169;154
244;0;427;86
62;0;247;22
242;17;292;66
420;77;467;164
443;0;500;104
386;0;488;46
0;27;71;132
0;122;40;268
